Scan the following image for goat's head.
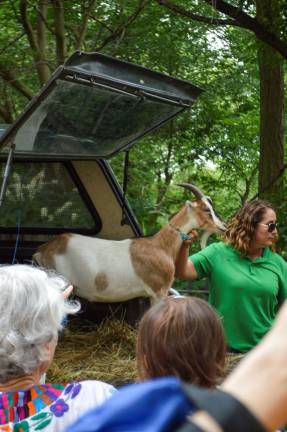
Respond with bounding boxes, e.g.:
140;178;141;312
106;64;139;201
177;183;226;248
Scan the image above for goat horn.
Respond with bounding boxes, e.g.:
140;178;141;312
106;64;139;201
177;183;205;199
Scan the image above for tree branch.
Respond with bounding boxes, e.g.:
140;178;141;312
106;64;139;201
0;65;34;99
156;0;238;26
51;0;65;64
156;0;287;59
89;15;115;34
77;0;98;50
0;91;15;123
250;162;287;201
19;0;51;84
19;0;38;52
202;0;287;59
0;106;12;123
239;163;258;203
0;32;26;56
9;0;22;25
35;1;56;36
36;0;51;82
96;0;148;51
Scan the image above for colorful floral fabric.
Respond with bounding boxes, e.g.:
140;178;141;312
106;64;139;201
0;381;116;432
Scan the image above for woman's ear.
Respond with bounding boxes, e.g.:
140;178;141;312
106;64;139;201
43;336;58;358
39;336;58;375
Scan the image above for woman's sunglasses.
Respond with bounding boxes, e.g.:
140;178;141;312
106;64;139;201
258;222;278;233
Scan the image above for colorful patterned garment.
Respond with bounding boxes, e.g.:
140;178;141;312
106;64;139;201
0;380;116;432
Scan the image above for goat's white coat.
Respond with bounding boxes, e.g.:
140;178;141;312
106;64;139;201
34;195;226;303
34;235;156;302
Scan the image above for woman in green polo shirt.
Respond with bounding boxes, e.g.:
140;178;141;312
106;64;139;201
175;199;287;353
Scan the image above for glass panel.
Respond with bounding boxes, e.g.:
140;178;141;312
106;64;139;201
13;80;180;157
0;162;97;229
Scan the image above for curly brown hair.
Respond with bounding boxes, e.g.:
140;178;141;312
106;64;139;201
224;199;275;255
136;296;226;388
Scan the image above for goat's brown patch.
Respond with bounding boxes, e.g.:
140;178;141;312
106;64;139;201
168;205;189;228
37;233;73;268
94;272;108;291
130;235;176;295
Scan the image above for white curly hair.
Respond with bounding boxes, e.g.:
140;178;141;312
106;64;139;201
0;264;80;382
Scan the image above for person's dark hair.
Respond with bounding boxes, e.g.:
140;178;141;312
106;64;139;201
136;296;226;387
224;199;275;255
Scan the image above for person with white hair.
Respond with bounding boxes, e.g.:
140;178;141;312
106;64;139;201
0;264;116;431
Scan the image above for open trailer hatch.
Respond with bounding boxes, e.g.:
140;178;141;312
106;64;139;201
0;51;203;160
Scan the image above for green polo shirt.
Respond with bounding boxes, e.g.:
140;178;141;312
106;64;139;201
190;242;287;352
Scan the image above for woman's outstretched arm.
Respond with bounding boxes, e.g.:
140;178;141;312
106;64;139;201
175;234;198;280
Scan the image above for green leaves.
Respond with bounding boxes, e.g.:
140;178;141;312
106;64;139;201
0;0;285;250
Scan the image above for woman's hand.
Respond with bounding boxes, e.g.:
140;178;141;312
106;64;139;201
175;230;199;280
183;229;199;247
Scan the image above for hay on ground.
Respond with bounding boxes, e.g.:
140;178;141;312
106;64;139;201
47;316;246;387
47;317;138;387
224;352;245;377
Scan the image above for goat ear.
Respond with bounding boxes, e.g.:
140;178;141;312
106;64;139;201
186;200;196;208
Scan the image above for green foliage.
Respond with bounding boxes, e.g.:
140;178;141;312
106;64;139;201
0;0;286;252
109;7;262;235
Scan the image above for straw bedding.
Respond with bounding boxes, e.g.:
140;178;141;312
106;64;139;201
47;317;244;387
47;317;138;387
224;352;245;376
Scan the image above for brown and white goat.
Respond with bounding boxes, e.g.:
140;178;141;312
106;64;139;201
33;184;225;303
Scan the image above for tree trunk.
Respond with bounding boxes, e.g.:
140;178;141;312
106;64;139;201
0;87;14;123
256;1;285;205
52;0;65;64
36;0;50;84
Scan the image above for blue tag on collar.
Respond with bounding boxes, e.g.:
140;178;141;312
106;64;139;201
180;232;191;241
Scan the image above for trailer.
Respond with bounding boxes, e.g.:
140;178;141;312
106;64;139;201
0;51;202;324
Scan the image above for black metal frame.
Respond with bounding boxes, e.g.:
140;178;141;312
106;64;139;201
66;51;202;103
97;159;142;237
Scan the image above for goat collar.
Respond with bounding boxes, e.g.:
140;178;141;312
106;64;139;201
169;224;192;241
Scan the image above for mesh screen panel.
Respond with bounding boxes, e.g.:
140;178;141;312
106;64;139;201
0;162;97;230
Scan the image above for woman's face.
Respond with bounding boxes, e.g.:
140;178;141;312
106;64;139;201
251;208;277;249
